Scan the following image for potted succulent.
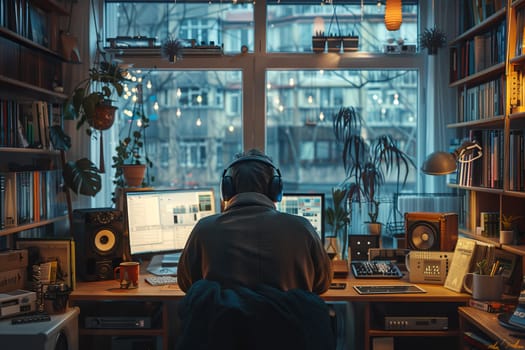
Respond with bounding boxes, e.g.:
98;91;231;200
419;26;447;55
500;214;522;244
161;37;184;63
332;106;415;235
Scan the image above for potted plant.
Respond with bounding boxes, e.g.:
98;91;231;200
54;59;129;197
64;60;129;132
325;185;358;260
500;214;522;244
161;37;185;62
332;106;415;234
312;30;327;53
419;26;447;55
112;84;154;201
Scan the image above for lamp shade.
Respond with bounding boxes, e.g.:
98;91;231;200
421;151;457;175
385;0;402;31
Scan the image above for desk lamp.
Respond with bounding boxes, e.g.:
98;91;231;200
421;140;482;175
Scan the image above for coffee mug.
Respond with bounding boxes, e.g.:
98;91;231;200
114;261;140;289
463;273;503;300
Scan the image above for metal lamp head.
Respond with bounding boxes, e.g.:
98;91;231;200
421;151;458;175
421;140;482;176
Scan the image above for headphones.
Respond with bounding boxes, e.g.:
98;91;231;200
220;155;283;202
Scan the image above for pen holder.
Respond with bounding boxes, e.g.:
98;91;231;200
463;273;503;300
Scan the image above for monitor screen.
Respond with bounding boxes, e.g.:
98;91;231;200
275;193;325;242
126;188;216;261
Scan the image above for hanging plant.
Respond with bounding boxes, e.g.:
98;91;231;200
419;27;447;55
161;37;185;62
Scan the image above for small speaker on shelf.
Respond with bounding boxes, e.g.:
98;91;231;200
72;208;124;281
405;212;458;251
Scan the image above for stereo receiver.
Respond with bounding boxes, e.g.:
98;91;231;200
0;289;36;318
384;316;448;330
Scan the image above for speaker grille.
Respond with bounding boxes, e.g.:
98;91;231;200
408;221;438;250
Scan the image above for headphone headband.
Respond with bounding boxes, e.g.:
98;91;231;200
220;155;283;202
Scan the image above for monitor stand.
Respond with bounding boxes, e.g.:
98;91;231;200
147;252;181;276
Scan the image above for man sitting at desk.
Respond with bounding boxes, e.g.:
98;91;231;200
176;149;334;350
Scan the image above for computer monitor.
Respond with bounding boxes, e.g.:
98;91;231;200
275;192;325;243
125;188;217;275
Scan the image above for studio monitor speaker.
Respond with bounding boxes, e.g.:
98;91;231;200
405;212;458;251
72;208;124;281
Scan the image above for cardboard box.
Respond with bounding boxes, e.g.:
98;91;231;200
0;268;26;293
0;249;28;272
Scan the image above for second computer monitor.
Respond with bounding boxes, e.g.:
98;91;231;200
275;192;325;243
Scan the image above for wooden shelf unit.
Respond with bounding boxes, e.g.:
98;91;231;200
0;0;71;246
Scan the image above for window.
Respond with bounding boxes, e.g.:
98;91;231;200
97;1;424;230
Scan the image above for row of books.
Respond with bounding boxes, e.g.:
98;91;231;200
0;99;61;149
0;170;68;230
0;0;51;48
515;5;525;58
479;212;499;238
450;20;506;83
457;77;504;123
509;130;525;192
459;0;505;33
455;130;504;189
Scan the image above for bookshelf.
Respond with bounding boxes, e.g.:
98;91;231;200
448;0;525;256
0;0;71;248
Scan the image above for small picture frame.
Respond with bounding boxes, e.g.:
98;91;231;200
16;238;75;289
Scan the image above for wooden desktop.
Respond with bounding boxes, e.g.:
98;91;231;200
70;271;472;350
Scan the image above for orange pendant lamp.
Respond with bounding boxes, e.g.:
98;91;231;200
385;0;402;31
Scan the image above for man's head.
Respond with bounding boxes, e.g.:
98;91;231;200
220;149;283;202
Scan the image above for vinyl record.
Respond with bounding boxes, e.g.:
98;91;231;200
93;229;117;254
409;222;437;250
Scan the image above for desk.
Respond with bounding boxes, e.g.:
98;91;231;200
70;275;469;350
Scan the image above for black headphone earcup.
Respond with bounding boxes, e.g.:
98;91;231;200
268;176;283;202
221;174;235;201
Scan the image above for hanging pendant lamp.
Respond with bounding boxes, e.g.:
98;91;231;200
385;0;402;31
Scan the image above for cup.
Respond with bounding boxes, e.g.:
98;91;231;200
114;261;140;288
463;273;503;300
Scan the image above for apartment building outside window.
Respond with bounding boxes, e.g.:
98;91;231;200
99;0;423;229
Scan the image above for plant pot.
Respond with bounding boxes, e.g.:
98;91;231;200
89;103;117;131
365;222;382;235
326;36;342;53
341;36;359;52
121;164;146;187
312;36;327;53
499;230;514;245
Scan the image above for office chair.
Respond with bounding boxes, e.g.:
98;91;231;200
176;280;338;350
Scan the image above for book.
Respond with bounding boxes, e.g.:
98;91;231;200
468;298;516;313
444;237;496;293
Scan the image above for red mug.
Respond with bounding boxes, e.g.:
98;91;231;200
114;261;140;288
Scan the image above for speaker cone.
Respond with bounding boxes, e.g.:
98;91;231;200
409;222;438;250
93;229;117;254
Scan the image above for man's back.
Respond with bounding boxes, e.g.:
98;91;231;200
177;192;332;293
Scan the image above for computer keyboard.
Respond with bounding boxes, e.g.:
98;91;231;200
351;260;403;279
145;275;178;286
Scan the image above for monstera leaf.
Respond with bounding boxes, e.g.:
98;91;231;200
63;158;102;197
